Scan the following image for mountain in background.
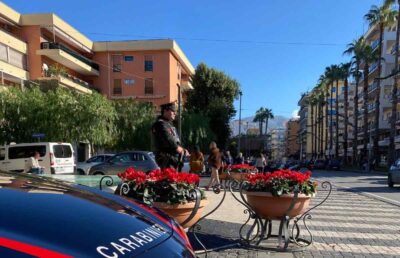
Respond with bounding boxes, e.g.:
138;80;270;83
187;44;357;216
230;115;289;136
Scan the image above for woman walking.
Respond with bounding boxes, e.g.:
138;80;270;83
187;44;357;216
206;142;222;190
189;146;204;174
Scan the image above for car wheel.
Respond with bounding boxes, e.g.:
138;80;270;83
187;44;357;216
77;169;85;175
93;171;104;175
388;175;394;188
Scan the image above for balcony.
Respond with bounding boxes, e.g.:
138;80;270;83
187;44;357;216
37;74;93;94
368;82;378;94
0;29;27;54
367;103;377;112
370;38;380;51
368;62;378;74
37;42;99;76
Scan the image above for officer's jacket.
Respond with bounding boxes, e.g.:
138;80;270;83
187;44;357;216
152;117;181;153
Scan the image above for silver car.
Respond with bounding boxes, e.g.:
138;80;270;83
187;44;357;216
88;151;158;175
77;154;114;175
388;159;400;187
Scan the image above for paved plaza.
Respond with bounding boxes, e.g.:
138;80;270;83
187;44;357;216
194;173;400;258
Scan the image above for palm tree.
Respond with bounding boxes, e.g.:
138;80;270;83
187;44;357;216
365;4;397;166
253;108;264;136
344;36;366;166
308;93;318;158
263;108;274;136
340;62;352;165
384;0;400;165
325;65;341;158
359;44;381;156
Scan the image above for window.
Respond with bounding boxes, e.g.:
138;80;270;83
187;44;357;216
113;79;122;95
110;153;132;163
53;145;73;158
132;153;147;161
177;62;181;80
8;146;46;159
87;156;103;163
145;78;154;95
124;56;134;62
331;87;336;93
0;148;5;161
112;55;122;72
124;79;135;85
144;56;153;72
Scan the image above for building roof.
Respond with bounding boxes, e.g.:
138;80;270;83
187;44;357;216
93;40;195;74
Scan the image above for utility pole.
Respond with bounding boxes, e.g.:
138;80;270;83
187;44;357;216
237;91;243;154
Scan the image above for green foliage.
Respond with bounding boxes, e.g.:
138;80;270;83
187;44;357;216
186;63;240;148
113;99;155;151
181;110;215;151
0;87;116;145
48;64;67;77
0;87;156;151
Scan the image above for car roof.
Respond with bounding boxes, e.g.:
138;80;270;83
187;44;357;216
117;151;151;155
0;171;173;257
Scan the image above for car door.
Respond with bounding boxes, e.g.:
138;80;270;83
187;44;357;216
107;153;134;175
126;153;148;172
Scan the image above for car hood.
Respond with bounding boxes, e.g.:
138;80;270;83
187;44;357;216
0;171;173;257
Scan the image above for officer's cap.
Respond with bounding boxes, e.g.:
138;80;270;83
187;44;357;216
161;102;177;113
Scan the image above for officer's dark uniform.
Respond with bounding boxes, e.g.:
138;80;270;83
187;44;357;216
152;103;182;169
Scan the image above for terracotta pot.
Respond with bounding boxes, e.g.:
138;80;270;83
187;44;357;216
153;199;209;229
243;191;312;220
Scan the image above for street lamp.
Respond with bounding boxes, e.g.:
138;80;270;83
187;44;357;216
237;90;243;154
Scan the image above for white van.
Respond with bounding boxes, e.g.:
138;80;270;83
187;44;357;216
0;142;75;174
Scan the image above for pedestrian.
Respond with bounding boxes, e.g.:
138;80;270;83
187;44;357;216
224;151;233;166
152;102;188;170
190;146;204;174
255;152;266;173
24;151;45;175
235;152;244;165
206;142;222;190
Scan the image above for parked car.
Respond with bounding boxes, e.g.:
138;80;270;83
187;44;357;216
77;154;114;175
89;151;158;175
388;159;400;187
313;159;326;170
327;159;341;170
0;142;75;174
0;170;195;257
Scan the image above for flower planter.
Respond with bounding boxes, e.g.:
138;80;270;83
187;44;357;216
229;172;246;181
243;191;312;220
153;199;209;229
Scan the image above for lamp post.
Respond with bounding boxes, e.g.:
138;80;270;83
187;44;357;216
238;90;243;154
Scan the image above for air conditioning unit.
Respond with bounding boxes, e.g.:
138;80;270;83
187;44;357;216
42;42;50;49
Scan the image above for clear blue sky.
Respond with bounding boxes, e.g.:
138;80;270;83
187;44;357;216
4;0;383;118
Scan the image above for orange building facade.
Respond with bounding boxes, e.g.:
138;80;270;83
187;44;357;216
0;2;194;106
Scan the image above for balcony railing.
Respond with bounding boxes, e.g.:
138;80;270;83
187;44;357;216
368;62;378;74
368;82;378;93
370;39;380;51
40;42;99;71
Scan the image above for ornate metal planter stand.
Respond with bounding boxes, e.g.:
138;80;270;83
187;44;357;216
232;181;332;250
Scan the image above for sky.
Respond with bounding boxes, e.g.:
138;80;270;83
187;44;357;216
4;0;384;119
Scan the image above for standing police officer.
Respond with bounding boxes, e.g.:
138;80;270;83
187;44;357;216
152;102;187;169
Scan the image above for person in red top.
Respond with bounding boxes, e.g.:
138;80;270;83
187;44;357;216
206;142;222;190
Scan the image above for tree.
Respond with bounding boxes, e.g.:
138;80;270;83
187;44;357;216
344;36;365;166
253;108;264;136
113;99;155;151
186;63;240;148
384;0;400;165
324;65;341;158
0;87;116;146
340;62;352;165
181;111;215;151
365;4;397;165
359;43;381;157
263;108;274;136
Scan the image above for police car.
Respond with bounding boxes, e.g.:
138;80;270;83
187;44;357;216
0;171;195;257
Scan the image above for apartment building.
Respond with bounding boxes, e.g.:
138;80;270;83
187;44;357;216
269;128;286;161
285;118;300;159
298;93;311;159
0;2;194;106
355;23;396;164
